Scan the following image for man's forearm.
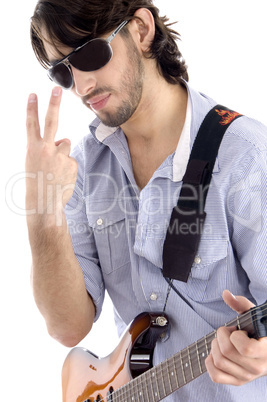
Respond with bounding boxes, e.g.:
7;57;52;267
25;89;95;346
28;216;95;347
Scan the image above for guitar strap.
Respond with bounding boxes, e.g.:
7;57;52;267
162;105;242;282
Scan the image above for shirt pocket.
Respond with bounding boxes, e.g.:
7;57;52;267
184;238;229;302
86;199;131;275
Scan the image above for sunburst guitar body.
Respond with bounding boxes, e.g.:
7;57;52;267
62;303;267;402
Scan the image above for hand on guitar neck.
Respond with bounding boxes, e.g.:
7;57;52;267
206;290;267;386
62;292;267;402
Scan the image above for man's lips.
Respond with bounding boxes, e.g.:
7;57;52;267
86;94;110;111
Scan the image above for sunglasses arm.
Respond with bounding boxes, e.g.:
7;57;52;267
106;20;129;43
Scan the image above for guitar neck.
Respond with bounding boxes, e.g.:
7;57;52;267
114;330;214;401
113;303;266;402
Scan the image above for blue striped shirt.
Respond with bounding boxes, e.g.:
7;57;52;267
65;84;267;401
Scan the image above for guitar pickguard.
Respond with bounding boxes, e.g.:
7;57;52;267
130;313;169;379
62;301;267;402
62;312;169;402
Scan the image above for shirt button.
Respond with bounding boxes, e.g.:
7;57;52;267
96;218;103;226
194;256;201;264
150;292;158;301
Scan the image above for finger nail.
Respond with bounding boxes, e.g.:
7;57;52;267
230;292;237;300
28;93;37;103
52;87;62;97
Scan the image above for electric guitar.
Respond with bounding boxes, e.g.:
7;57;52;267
62;301;267;402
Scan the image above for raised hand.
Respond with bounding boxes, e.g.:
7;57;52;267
26;87;78;226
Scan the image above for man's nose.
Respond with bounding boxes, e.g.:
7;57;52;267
71;66;97;97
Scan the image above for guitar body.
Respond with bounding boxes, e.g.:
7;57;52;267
62;312;169;402
62;302;267;402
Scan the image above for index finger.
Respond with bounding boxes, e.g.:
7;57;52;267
26;93;41;143
43;87;63;142
231;330;267;359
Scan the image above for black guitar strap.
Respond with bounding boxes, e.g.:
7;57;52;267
162;105;242;282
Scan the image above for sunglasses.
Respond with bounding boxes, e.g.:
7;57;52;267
47;20;129;90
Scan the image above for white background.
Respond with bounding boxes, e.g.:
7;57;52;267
1;1;266;400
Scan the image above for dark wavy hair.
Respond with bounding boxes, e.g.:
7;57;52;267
30;0;188;84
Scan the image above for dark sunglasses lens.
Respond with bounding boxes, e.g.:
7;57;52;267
69;39;112;71
49;63;73;89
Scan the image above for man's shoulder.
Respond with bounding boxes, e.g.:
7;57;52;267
189;85;267;155
226;114;267;152
216;115;267;183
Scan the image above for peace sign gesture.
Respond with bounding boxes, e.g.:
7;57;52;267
26;87;78;226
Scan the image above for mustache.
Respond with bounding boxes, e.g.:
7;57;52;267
82;87;113;106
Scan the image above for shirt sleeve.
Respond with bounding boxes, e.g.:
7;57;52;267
65;141;105;321
228;136;267;305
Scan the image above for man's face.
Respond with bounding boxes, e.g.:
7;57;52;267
44;29;145;127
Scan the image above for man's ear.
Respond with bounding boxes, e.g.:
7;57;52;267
131;8;155;53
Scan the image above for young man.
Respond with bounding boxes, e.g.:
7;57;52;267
26;0;267;400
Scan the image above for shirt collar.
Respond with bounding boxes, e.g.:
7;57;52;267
89;84;193;182
93;121;119;142
172;88;192;181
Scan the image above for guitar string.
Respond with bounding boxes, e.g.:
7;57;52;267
113;315;263;402
90;306;267;402
88;306;267;402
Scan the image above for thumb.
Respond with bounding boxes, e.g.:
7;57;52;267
223;289;255;315
55;138;71;155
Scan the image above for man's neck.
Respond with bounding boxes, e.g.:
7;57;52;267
120;78;188;189
121;80;188;146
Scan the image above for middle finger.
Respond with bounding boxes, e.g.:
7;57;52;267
43;87;63;143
